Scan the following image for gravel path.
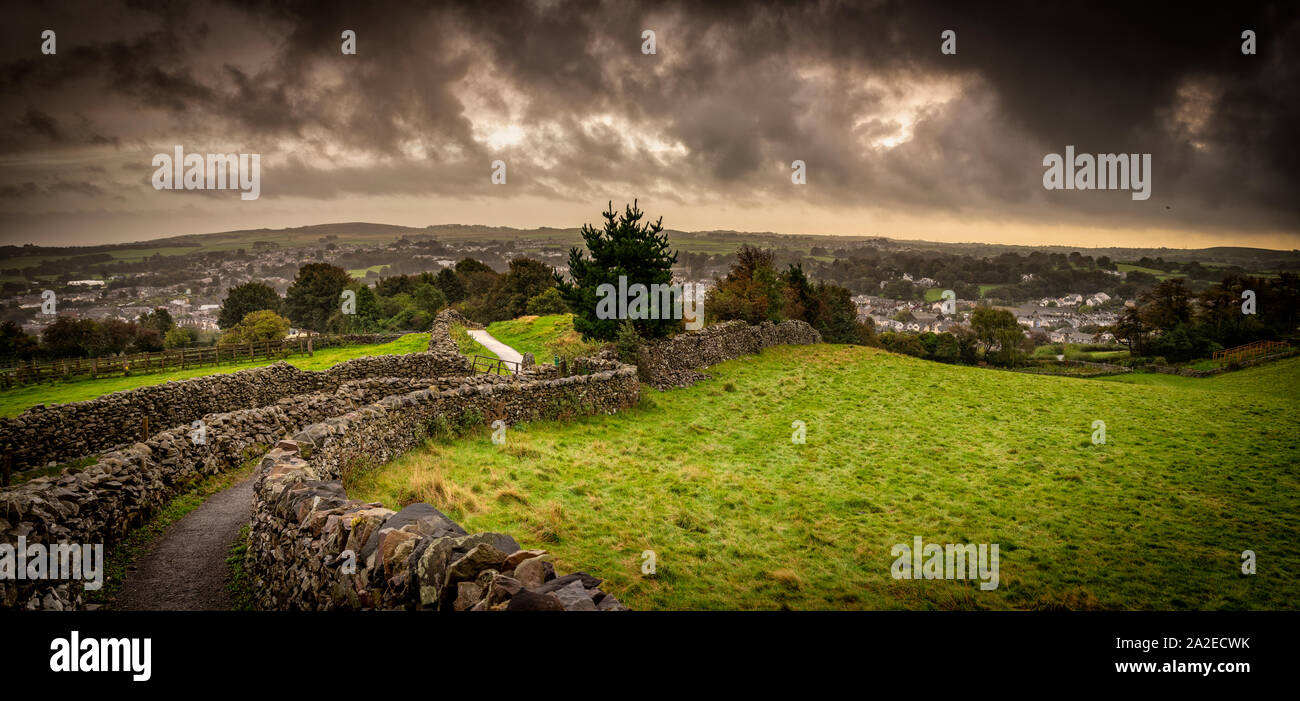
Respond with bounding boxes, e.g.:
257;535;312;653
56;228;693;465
467;329;524;365
113;475;254;611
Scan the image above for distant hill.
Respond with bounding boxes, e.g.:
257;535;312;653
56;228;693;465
2;221;1298;271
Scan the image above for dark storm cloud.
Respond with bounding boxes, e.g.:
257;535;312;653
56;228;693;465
0;0;1296;240
17;107;61;140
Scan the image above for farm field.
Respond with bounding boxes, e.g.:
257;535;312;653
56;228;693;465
0;333;430;417
348;346;1300;611
348;265;391;278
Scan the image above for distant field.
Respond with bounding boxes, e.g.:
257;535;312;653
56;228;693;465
348;346;1300;610
348;265;391;279
1031;344;1129;363
1116;263;1179;280
0;333;430;417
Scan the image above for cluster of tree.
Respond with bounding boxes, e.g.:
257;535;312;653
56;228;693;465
456;257;565;324
0;306;204;364
271;264;447;334
810;249;1152;304
1109;274;1300;362
877;308;1032;367
1129;256;1254;281
220;255;567;336
705;245;875;345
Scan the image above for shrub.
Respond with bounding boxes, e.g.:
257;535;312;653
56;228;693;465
525;287;569;315
615;319;642;363
219;310;291;345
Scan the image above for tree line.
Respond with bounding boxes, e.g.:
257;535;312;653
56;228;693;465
1108;275;1300;362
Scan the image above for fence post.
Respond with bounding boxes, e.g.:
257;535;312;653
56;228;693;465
142;415;150;442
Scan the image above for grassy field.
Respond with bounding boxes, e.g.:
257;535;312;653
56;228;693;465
348;265;390;278
0;333;429;417
449;323;497;361
1116;263;1179;281
348;346;1300;611
486;314;601;362
1031;344;1130;363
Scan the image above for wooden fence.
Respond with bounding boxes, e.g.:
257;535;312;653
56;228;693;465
471;354;520;376
1212;339;1290;365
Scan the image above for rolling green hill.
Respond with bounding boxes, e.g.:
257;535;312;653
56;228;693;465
348;345;1300;611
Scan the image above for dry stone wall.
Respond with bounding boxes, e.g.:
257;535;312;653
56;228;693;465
636;320;822;389
0;386;366;610
428;308;481;354
249;364;640;611
2;341;470;473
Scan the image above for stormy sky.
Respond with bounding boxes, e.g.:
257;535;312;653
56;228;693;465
0;0;1297;249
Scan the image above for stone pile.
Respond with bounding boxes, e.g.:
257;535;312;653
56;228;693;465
250;442;625;611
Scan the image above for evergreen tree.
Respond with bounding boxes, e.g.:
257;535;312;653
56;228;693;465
434;268;466;303
556;201;678;341
284;263;351;332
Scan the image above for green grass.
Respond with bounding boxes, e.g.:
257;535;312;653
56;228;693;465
0;333;429;417
348;265;390;279
1117;263;1179;281
449;324;497;361
1032;344;1129;363
348;347;1300;611
486;313;601;363
226;524;255;611
8;455;98;486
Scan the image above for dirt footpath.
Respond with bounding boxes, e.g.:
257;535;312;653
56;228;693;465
113;476;254;611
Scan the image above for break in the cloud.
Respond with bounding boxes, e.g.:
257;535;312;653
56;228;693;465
0;0;1296;248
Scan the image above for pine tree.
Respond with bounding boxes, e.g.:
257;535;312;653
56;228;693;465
556;201;678;341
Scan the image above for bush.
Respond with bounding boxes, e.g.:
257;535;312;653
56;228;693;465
220;310;291;345
615;319;642;363
163;327;198;349
526;287;569;315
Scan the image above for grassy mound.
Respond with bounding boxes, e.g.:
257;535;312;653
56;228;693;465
486;314;600;363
